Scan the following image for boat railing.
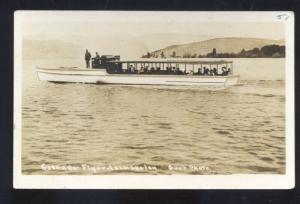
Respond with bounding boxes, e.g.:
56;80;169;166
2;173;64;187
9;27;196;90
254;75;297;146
92;57;234;76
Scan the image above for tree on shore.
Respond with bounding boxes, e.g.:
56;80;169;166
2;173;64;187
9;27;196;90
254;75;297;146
142;44;285;58
239;49;246;57
191;53;197;58
212;48;217;57
171;51;176;58
183;53;191;58
261;44;285;57
206;48;217;57
141;52;151;58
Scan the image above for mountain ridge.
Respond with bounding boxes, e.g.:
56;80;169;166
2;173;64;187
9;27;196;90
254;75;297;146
149;37;285;57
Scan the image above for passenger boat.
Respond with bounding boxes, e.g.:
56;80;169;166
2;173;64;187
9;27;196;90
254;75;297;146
36;55;239;87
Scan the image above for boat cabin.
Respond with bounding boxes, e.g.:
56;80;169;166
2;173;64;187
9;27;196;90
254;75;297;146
92;55;233;76
92;55;120;69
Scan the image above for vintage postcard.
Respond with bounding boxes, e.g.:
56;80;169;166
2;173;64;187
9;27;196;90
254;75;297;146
14;11;294;189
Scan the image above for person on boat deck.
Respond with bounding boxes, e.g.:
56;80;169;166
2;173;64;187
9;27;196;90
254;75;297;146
95;52;100;60
85;49;92;68
93;52;100;65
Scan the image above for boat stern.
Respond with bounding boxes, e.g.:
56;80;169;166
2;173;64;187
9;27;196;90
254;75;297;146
224;75;239;86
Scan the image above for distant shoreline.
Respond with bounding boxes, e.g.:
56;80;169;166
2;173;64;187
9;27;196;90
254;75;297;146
23;57;286;61
143;40;285;59
141;56;285;59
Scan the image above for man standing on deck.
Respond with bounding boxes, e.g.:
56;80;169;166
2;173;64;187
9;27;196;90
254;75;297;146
85;49;91;68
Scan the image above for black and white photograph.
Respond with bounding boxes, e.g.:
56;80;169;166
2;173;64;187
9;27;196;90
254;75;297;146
13;11;294;189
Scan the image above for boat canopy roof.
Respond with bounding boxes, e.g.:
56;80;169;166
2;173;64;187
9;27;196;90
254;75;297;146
109;60;233;64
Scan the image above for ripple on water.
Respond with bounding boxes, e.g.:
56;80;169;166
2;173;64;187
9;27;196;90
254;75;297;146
122;145;165;150
21;66;286;175
259;157;274;163
216;130;231;135
45;139;69;143
263;94;276;98
246;165;282;173
149;122;173;130
146;130;157;133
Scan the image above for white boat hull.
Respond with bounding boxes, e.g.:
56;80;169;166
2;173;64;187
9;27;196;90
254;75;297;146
36;68;239;87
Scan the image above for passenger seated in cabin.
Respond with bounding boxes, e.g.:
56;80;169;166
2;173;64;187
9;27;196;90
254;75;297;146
144;66;149;73
179;67;185;75
172;67;176;74
197;68;202;75
203;67;208;75
126;65;133;73
213;67;218;76
222;66;229;76
221;66;226;75
166;67;171;74
150;67;155;73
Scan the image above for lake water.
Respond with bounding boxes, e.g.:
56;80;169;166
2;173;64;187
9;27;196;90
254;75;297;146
21;58;285;175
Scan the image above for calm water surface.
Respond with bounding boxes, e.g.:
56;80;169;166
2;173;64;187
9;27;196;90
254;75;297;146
21;58;285;175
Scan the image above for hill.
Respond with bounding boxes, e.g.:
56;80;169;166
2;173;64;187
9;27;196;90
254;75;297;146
23;38;84;60
22;33;216;59
149;37;285;58
137;33;216;52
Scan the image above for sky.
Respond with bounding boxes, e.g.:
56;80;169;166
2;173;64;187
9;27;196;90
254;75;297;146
17;11;287;58
19;11;286;40
22;21;285;40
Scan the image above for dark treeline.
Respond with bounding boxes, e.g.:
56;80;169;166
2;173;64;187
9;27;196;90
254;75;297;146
142;44;285;58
